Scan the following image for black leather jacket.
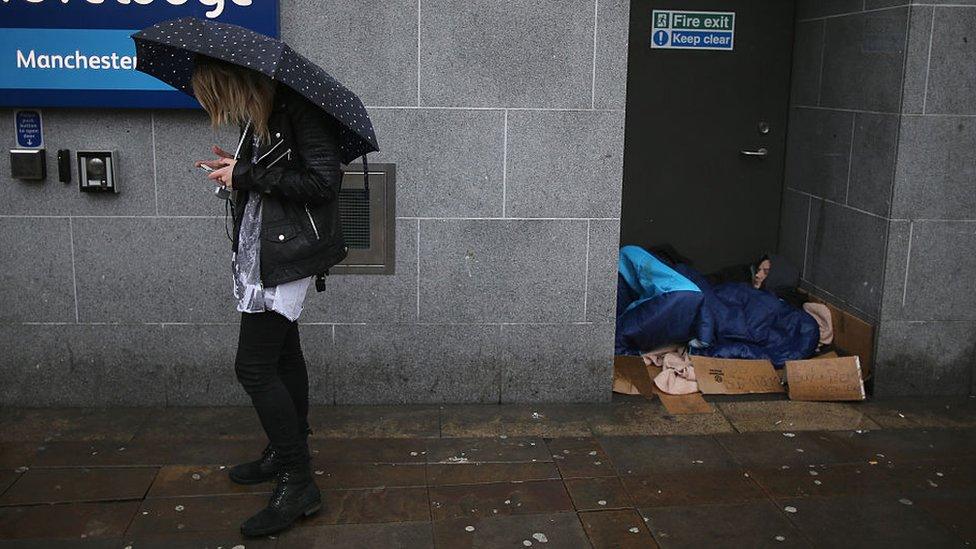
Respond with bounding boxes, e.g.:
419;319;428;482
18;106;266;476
230;84;348;288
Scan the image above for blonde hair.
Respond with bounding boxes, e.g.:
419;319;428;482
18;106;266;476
191;55;276;143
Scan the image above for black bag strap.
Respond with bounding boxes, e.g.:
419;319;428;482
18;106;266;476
315;269;329;293
362;153;369;197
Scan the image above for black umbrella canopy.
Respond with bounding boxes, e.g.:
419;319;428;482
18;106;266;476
132;17;378;164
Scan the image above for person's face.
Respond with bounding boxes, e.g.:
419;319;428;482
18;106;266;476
753;259;771;289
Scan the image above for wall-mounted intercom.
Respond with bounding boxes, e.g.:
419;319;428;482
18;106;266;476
9;149;46;181
77;150;118;193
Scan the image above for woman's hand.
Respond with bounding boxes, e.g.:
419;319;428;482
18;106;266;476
193;145;235;171
208;157;237;188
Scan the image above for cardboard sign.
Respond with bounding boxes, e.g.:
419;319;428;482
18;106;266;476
786;356;865;401
691;356;785;395
803;293;875;377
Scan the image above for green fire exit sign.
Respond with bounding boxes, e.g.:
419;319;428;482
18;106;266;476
652;10;736;51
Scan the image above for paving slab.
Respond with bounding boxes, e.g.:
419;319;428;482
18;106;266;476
579;509;658;548
564;476;632;511
0;538;122;548
431;512;589;549
145;465;270;498
0;408;149;442
276;521;434;548
915;495;976;544
440;404;591;437
427;437;551;464
585;401;733;436
0;443;41;468
132;407;262;441
860;398;976;429
624;469;767;508
0;471;20;499
427;462;559;486
32;440;258;467
0;501;139;540
312;438;429;464
308;405;441;439
428;479;573;520
716;401;880;432
748;463;901;499
779;495;962;547
714;431;860;468
308;463;426;490
599;436;738;476
827;428;976;463
0;467;157;506
118;530;276;549
881;458;976;498
301;487;430;525
640;500;809;548
546;437;616;479
126;493;269;536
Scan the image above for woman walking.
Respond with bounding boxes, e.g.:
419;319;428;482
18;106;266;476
192;55;347;537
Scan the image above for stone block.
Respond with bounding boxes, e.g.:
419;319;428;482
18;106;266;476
418;219;587;323
505;110;624;218
419;0;593;108
0;217;76;322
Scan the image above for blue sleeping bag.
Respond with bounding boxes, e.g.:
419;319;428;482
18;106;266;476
675;265;820;366
615;246;820;366
615;246;705;355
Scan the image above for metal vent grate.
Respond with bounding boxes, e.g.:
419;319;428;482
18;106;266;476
333;164;395;275
339;188;371;249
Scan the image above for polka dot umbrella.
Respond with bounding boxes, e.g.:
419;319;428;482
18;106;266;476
131;17;378;165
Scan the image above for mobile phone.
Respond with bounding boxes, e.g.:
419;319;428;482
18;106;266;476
198;164;215;173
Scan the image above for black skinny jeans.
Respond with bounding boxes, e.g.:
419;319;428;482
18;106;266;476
234;310;310;468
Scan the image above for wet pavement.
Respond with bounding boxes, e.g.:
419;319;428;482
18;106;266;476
1;395;975;548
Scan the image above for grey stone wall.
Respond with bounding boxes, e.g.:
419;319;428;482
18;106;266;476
0;0;629;406
780;1;976;395
780;1;907;322
875;3;976;396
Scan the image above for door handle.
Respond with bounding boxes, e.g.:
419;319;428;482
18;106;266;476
740;147;769;158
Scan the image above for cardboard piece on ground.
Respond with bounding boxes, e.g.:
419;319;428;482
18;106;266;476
804;294;875;377
612;356;712;415
691;356;785;395
786;356;865;401
612;355;656;398
656;390;712;414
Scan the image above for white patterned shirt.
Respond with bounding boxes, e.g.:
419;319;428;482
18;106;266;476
231;133;313;322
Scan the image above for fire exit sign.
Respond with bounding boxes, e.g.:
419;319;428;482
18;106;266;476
651;10;735;51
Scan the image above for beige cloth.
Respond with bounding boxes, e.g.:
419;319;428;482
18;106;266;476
642;345;699;395
803;302;834;346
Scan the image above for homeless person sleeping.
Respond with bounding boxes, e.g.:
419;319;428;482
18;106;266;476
614;246;833;395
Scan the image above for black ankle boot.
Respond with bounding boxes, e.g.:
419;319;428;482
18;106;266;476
229;443;280;485
240;462;322;537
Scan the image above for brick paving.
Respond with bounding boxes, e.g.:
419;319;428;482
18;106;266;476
1;396;974;547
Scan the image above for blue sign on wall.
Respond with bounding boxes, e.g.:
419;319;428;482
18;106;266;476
650;10;735;52
15;110;43;148
1;0;279;109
